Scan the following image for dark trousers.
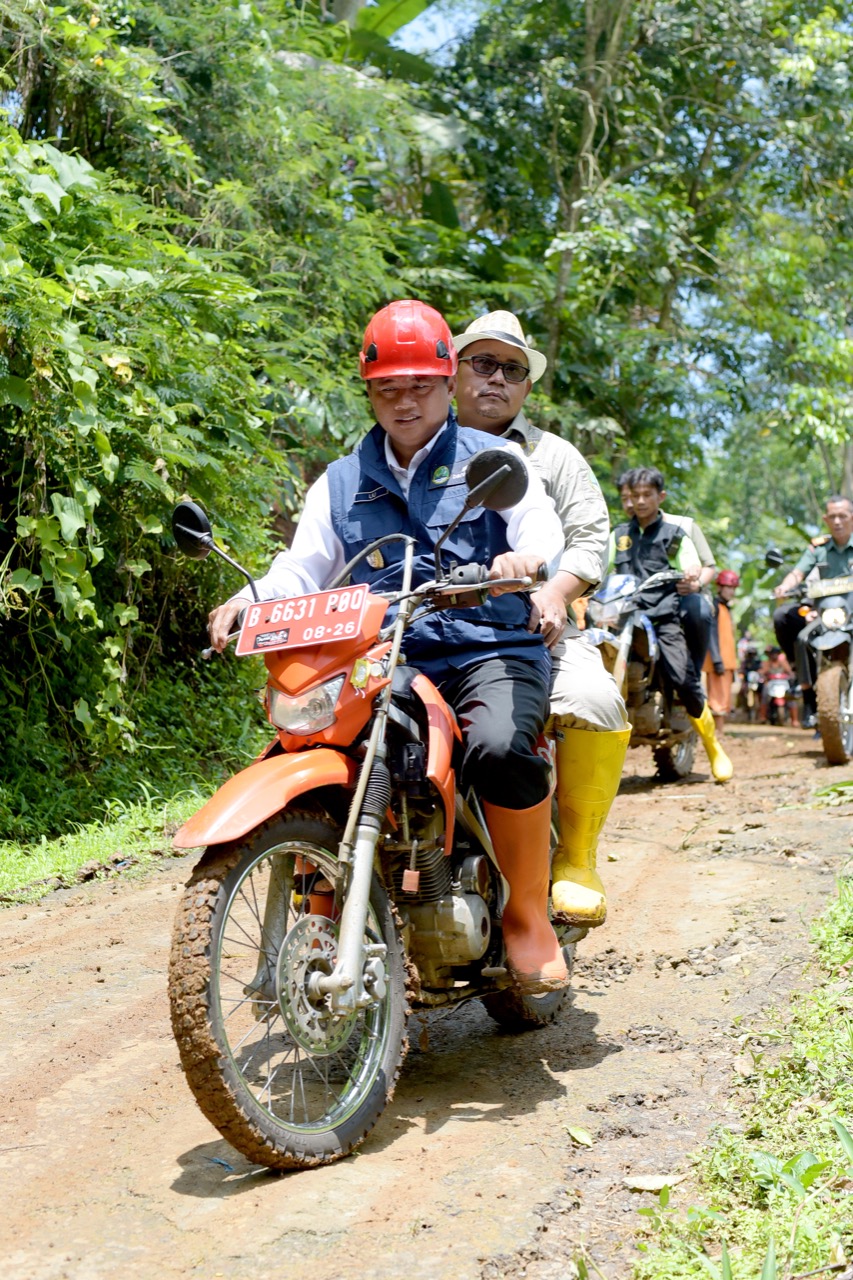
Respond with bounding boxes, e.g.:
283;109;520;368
652;616;706;719
439;656;551;810
773;602;816;687
679;592;714;673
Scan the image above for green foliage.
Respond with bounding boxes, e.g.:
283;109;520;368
0;789;202;903
634;866;853;1278
0;0;473;836
0;657;271;841
0;119;283;763
1;0;852;837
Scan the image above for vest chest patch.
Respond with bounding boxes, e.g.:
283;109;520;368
353;485;390;504
616;534;633;552
431;465;450;486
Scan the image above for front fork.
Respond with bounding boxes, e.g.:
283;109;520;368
308;543;416;1016
312;797;388;1015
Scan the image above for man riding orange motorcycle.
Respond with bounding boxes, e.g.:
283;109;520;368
208;300;574;994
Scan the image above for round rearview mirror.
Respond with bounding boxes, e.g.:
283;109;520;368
172;501;214;560
465;448;528;511
764;547;785;570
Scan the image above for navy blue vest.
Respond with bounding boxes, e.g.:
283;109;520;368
326;416;548;681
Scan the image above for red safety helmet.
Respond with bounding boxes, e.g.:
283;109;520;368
359;300;458;380
717;569;740;587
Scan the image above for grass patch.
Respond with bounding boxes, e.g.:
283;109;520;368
0;661;270;842
0;788;208;903
629;877;853;1279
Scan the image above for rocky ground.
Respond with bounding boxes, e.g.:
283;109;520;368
0;723;850;1280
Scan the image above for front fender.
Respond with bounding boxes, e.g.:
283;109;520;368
812;630;851;653
173;749;358;849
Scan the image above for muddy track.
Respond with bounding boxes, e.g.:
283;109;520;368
1;724;850;1280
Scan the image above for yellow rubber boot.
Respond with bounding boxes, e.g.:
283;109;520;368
550;724;630;927
689;703;733;782
482;796;569;994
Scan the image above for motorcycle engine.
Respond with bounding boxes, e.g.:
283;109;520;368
626;661;648;693
385;809;492;988
631;697;663;737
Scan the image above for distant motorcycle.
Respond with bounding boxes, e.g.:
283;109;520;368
772;560;853;763
741;668;762;723
762;666;797;727
582;571;697;781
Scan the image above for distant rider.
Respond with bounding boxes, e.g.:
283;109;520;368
773;495;853;730
618;472;716;674
608;467;733;782
702;569;739;734
454;310;629;930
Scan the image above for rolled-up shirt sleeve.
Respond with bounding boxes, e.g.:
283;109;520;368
535;436;609;587
794;546;819;578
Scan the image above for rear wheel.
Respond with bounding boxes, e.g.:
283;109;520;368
481;941;575;1031
169;812;408;1169
817;665;853;765
653;732;697;781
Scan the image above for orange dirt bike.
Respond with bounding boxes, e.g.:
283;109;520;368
168;449;577;1170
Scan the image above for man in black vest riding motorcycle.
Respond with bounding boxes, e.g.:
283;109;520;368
208;300;569;994
609;467;733;782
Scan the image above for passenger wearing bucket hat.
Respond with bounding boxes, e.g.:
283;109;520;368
454;310;629;931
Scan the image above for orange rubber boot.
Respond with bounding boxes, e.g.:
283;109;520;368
483;796;569;994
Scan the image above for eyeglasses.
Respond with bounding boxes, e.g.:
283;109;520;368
459;355;530;384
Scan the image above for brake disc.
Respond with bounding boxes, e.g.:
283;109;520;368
275;916;357;1054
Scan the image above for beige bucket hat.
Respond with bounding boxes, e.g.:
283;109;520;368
452;310;547;384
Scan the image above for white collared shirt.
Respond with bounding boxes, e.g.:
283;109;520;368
383;424;447;498
234;418;563;603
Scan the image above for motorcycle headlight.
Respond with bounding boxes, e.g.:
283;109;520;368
268;675;345;735
821;606;848;631
588;599;621;628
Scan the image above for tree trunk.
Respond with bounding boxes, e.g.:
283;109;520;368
332;0;366;23
542;0;635;395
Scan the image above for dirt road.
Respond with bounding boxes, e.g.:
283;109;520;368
2;724;850;1280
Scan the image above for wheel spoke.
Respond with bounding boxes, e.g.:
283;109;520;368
213;839;391;1133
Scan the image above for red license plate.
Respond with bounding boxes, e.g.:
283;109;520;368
236;587;370;655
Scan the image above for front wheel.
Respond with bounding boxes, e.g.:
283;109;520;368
168;812;408;1169
817;665;853;765
653;731;697;781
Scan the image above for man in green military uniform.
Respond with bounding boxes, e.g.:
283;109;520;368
773;495;853;727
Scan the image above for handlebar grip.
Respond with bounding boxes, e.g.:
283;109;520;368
534;563;548;583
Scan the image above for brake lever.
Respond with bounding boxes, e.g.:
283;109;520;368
201;630;241;660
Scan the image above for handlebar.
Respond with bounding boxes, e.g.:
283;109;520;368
202;564;549;657
201;607;246;659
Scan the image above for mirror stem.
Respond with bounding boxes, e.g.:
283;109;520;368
433;464;512;579
215;545;259;602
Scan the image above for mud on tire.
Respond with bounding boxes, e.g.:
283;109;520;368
654;732;697;782
168;812;408;1169
480;944;575;1032
817;664;853;765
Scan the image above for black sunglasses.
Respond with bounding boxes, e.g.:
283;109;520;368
459;354;530;384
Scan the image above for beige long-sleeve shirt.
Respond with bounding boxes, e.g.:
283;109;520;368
501;410;609;588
